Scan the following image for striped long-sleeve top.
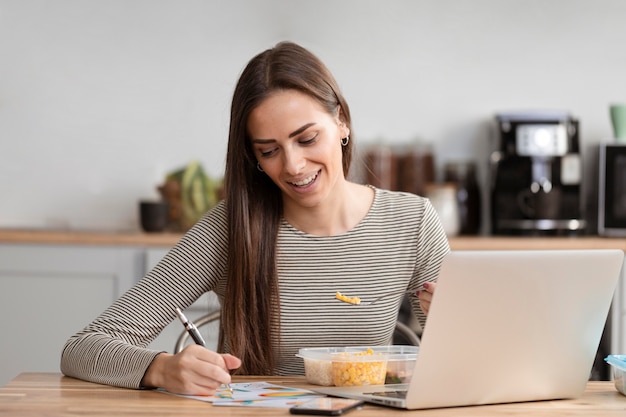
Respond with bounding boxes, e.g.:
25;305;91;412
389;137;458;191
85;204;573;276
60;187;450;389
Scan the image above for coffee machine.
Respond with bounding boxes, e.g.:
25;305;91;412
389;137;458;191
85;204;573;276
490;111;586;235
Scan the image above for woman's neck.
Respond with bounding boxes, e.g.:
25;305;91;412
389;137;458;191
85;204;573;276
282;182;374;236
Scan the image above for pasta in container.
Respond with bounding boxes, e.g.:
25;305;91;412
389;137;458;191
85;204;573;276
297;346;418;387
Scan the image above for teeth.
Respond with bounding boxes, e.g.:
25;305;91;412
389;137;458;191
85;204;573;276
291;173;317;187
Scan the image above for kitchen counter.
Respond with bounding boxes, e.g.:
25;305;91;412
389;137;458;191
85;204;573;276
0;228;184;247
0;228;625;250
449;235;626;251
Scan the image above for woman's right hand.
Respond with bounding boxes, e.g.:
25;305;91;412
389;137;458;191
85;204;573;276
141;345;242;395
418;281;436;316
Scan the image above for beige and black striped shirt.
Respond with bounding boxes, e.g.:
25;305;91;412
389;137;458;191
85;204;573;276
61;187;450;388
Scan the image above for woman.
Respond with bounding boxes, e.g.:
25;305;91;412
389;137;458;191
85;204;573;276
61;41;450;395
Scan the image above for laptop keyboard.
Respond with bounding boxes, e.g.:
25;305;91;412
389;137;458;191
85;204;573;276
365;390;408;399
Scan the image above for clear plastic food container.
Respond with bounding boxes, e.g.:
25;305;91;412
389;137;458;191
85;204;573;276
296;345;418;387
605;355;626;395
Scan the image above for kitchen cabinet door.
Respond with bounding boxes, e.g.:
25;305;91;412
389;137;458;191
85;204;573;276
0;244;144;386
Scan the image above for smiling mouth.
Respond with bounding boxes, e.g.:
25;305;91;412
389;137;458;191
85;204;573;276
288;170;320;187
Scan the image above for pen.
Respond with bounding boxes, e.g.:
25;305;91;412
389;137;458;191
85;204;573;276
175;307;233;396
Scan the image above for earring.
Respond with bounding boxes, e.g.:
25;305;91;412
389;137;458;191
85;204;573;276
257;162;264;172
341;136;350;146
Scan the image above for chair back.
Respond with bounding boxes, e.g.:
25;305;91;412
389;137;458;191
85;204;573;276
174;311;420;353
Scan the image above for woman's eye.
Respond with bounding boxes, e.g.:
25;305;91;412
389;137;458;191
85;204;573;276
300;134;318;145
260;148;277;157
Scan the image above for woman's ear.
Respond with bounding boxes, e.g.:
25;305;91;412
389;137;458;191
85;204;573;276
340;123;350;140
336;106;350;138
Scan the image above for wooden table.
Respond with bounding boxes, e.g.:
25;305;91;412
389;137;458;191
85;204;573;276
1;373;626;416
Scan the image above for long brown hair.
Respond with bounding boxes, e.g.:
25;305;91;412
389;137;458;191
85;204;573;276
219;41;353;374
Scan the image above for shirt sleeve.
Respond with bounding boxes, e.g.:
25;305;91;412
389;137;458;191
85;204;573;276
409;198;450;328
60;203;229;388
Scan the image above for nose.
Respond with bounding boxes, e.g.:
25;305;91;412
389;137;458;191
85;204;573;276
282;147;305;175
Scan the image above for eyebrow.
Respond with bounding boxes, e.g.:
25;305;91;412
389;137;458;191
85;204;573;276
289;122;315;138
251;122;316;144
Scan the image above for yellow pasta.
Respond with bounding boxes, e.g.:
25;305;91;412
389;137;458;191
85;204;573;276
335;291;361;305
331;348;387;386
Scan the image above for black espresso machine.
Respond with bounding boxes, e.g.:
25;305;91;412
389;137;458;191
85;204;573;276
490;111;586;235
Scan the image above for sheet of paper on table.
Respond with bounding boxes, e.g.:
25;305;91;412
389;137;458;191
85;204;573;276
162;381;324;408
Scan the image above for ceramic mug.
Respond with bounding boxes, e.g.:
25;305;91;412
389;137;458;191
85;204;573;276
610;104;626;141
139;200;169;232
517;187;562;219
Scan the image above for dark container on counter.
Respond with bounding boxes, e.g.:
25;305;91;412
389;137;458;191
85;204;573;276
444;161;481;235
364;144;399;190
397;143;435;197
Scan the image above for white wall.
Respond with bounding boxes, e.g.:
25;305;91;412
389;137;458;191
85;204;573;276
1;0;625;231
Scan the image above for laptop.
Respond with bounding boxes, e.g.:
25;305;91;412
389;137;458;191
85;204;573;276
312;249;624;409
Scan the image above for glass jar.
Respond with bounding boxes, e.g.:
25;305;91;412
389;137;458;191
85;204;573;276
425;183;460;236
397;143;435;197
363;144;399;190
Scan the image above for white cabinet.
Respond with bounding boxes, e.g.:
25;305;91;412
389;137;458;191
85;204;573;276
0;243;221;387
0;244;144;386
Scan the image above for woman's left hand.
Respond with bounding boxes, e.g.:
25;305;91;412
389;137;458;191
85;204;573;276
418;282;436;315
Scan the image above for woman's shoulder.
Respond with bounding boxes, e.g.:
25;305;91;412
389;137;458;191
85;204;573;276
362;187;437;230
369;187;449;255
182;200;228;240
372;187;430;212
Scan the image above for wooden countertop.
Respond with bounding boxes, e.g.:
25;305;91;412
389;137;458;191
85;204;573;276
1;373;625;416
0;228;625;250
449;235;626;251
0;228;184;247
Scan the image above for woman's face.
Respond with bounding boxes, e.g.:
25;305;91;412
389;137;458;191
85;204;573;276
248;89;349;209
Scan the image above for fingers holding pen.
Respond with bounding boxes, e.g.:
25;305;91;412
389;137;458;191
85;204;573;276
222;353;242;372
157;346;241;395
169;308;241;394
186;345;239;384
